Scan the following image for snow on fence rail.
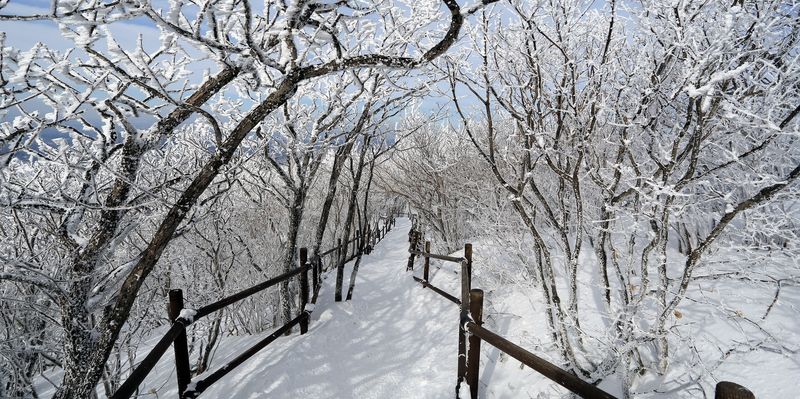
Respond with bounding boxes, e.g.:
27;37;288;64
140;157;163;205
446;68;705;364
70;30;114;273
110;217;395;399
405;227;755;399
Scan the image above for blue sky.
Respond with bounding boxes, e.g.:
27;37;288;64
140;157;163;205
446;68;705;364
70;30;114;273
1;0;165;55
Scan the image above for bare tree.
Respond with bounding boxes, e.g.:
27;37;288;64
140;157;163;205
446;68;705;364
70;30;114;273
0;0;498;396
443;0;799;395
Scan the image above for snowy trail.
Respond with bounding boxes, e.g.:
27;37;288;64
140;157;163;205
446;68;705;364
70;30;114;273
192;218;461;398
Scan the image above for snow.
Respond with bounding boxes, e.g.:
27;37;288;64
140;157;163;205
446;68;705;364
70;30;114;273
127;218;461;398
9;42;40;84
458;381;470;398
178;309;197;323
32;219;800;398
12;114;32;129
686;64;750;98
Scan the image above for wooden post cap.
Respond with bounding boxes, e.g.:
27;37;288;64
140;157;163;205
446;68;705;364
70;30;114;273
715;381;755;399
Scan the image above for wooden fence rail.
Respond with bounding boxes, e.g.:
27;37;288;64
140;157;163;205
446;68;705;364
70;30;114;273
111;216;395;399
406;228;756;399
111;320;191;399
194;266;308;319
409;249;464;263
411;276;460;305
407;232;465;305
184;313;308;397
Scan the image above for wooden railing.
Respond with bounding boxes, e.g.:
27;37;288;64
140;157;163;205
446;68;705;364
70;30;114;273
406;228;755;399
110;217;395;399
409;238;462;305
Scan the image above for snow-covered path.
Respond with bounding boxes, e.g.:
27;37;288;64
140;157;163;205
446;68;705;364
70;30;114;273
33;216;794;398
191;217;461;398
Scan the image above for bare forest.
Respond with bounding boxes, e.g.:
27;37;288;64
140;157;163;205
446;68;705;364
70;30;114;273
0;0;798;398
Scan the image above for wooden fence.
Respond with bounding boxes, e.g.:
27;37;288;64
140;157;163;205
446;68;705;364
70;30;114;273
406;228;756;399
110;217;395;399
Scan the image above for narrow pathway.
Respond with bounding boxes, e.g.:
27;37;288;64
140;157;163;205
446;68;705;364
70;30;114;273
193;218;461;398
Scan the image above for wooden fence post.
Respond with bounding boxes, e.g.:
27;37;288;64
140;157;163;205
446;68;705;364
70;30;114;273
335;238;345;303
168;289;192;399
349;235;353;259
317;257;323;289
366;228;372;254
407;230;419;271
715;382;755;399
456;243;473;395
467;289;483;399
423;241;431;282
464;244;473;298
312;254;320;294
299;248;309;334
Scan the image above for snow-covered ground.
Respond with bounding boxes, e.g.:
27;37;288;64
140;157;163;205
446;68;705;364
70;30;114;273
171;218;462;398
33;218;800;398
454;237;800;398
111;217;463;398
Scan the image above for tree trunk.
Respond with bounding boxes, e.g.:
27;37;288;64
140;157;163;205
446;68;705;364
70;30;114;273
311;143;353;263
53;73;301;399
335;136;370;301
280;190;306;333
347;155;377;300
